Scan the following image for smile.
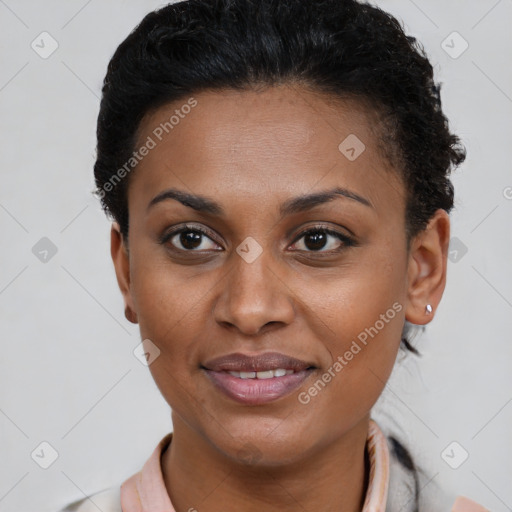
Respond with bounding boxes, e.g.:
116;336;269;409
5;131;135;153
202;352;316;405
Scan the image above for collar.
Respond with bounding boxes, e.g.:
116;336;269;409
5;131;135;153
120;418;390;512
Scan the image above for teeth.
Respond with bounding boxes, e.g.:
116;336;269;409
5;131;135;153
227;368;294;379
256;370;274;379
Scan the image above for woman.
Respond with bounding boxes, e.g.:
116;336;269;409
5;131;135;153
59;0;488;510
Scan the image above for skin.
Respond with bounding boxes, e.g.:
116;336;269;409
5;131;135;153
110;84;450;511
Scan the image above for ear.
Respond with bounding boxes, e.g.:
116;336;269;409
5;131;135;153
404;209;450;325
110;222;138;324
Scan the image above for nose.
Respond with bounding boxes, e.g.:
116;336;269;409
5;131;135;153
213;248;296;337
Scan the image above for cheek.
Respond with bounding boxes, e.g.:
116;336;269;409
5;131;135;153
298;301;404;435
130;249;210;338
128;263;210;399
130;263;209;411
294;248;406;419
295;241;407;339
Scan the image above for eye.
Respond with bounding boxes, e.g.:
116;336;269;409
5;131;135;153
160;223;355;254
290;226;354;253
161;224;222;252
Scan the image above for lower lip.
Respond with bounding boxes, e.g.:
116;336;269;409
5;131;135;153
203;369;313;405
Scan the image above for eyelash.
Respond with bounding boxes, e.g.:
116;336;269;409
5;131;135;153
292;225;355;252
159;223;356;254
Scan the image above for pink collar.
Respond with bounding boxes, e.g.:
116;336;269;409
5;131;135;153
120;419;389;512
119;419;488;512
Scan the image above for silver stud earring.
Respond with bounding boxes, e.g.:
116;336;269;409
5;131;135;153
425;304;433;315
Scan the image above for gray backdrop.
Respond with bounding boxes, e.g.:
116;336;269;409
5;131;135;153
0;1;511;511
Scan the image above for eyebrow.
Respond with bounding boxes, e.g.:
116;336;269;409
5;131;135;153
147;186;373;217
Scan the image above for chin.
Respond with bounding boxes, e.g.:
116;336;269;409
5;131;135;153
206;416;314;466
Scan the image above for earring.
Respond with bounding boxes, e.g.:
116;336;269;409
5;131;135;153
425;304;433;315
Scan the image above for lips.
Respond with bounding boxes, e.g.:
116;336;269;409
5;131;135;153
202;352;316;405
202;352;314;373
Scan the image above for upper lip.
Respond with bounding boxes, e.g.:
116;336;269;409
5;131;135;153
202;351;315;372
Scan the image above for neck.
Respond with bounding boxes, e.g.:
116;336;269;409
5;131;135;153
162;414;371;512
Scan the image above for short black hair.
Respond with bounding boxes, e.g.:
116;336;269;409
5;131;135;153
94;0;466;359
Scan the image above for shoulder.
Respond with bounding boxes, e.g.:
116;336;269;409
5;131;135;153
56;485;122;512
384;434;489;512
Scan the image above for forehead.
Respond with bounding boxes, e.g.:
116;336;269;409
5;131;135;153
129;85;404;216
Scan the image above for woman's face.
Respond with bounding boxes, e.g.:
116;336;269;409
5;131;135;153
112;85;447;464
